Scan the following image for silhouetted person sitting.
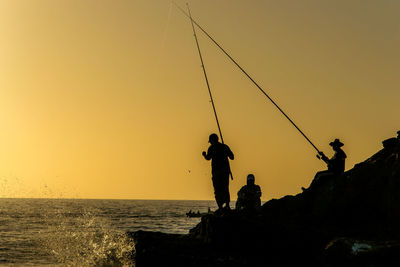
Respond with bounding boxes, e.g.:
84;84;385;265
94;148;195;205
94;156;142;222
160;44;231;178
236;174;262;211
202;133;234;211
303;138;346;191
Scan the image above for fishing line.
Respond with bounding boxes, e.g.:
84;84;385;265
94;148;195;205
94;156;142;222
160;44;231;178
174;2;322;156
156;2;174;70
161;2;173;52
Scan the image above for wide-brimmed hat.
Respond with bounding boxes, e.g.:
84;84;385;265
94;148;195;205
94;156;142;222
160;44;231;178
330;138;344;147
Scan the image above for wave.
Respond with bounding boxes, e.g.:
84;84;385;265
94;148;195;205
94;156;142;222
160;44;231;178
38;211;135;266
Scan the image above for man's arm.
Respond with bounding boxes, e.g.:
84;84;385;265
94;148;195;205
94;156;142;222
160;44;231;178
318;151;329;163
202;147;212;160
256;185;262;198
237;186;245;198
226;145;234;160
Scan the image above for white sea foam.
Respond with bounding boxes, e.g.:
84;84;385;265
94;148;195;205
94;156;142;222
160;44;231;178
38;210;135;266
351;242;372;255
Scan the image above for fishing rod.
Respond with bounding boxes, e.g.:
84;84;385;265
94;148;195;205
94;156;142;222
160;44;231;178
186;4;234;179
186;4;224;144
174;2;323;157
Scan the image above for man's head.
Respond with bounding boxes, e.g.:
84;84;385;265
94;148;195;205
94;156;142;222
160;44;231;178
208;133;219;145
247;174;255;186
329;138;344;151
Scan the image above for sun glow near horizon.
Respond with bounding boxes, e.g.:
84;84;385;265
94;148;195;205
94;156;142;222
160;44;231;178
0;0;399;200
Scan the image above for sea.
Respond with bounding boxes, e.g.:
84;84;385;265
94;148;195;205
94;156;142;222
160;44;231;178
0;198;219;266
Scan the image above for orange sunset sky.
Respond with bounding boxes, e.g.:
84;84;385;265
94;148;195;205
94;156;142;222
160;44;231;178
0;0;399;200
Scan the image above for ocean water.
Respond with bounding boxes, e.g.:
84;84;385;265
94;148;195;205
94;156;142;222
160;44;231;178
0;198;218;266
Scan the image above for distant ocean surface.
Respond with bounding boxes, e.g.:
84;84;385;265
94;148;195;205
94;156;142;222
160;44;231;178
0;198;218;266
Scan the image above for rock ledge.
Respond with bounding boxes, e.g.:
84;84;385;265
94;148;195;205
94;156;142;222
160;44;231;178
131;136;400;266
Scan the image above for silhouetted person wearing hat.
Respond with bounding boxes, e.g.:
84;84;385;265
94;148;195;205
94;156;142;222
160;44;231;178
236;174;262;211
303;138;347;191
202;133;234;210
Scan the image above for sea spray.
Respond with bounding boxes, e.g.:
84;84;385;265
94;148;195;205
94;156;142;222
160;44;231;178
38;209;135;266
0;199;214;265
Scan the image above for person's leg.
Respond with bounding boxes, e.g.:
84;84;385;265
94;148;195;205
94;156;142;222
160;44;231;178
223;174;230;209
212;176;223;210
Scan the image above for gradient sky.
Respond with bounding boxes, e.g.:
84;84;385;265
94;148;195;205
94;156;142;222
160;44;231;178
0;0;399;200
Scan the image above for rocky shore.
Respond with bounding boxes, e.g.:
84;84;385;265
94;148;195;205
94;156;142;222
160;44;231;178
129;133;400;266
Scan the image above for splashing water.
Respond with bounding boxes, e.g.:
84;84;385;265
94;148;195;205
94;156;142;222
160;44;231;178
38;210;135;266
0;199;216;266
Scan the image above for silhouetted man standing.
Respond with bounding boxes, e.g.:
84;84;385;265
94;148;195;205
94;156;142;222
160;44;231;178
303;138;347;191
202;133;234;210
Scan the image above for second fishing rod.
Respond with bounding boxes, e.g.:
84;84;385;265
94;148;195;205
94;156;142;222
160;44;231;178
175;2;323;159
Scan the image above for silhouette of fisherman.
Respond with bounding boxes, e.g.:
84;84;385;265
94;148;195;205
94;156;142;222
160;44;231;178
303;138;347;191
236;174;262;211
202;133;234;211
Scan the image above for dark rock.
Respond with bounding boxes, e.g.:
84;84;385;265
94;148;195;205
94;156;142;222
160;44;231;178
382;138;399;149
324;237;400;266
129;230;249;267
131;135;400;266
